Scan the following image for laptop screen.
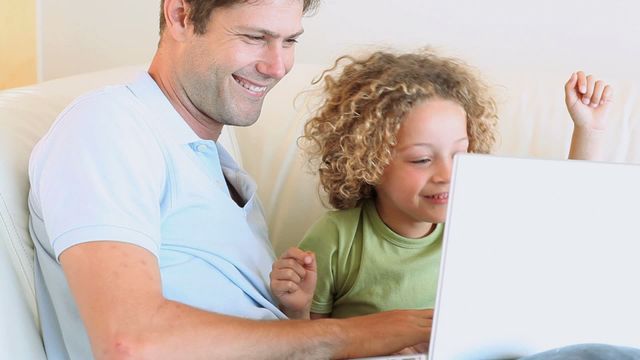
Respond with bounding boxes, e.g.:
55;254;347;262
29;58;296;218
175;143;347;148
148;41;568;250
429;154;640;359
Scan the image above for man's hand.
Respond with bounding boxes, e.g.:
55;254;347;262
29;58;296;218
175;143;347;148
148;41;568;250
394;342;430;355
337;309;434;358
270;247;317;319
388;309;433;355
564;71;613;131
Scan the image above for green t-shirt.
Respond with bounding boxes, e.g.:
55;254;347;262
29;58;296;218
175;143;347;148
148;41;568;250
299;199;443;318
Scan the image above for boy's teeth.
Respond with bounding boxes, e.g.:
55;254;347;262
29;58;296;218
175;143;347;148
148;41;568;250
429;193;448;199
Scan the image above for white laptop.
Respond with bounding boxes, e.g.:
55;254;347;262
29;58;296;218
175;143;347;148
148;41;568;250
428;154;640;359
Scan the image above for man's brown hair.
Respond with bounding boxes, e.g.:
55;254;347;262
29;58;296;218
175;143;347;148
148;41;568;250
159;0;320;35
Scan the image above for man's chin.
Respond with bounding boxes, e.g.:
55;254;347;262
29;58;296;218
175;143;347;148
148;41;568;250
217;108;262;127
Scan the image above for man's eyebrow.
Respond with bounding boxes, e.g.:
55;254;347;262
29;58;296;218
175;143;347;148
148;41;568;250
237;27;304;39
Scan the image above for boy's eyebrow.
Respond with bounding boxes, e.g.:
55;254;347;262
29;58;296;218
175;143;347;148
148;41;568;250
400;137;470;150
236;26;305;39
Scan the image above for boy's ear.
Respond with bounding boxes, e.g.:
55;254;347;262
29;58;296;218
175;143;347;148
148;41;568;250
163;0;191;42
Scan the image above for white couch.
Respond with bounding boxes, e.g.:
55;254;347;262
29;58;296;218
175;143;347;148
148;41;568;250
1;63;639;358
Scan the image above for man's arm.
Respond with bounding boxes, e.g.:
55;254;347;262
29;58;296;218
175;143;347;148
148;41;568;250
61;241;432;360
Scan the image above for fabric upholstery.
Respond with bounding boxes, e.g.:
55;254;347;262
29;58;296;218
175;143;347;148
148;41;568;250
1;63;638;358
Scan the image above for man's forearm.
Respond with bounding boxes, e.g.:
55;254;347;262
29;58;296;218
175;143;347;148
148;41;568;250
61;242;429;359
97;300;429;360
94;298;338;360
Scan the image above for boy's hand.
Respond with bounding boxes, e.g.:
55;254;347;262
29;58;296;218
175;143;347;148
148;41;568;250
564;71;613;131
270;247;317;319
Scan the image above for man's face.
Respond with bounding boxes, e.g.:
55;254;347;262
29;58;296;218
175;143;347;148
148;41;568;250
178;0;304;127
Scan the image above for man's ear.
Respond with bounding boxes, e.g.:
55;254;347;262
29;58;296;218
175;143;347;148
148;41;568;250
163;0;191;42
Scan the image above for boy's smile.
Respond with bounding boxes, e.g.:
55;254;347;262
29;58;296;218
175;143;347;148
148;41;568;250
423;192;449;205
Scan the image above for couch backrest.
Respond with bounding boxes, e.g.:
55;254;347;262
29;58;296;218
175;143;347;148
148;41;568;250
1;62;639;358
238;66;640;256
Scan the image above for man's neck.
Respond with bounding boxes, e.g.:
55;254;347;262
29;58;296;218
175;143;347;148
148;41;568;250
148;56;223;141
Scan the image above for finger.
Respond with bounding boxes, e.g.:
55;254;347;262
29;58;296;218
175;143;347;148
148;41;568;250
582;74;595;105
576;71;587;94
411;308;434;319
564;72;578;98
272;279;300;295
394;347;415;355
281;247;314;267
272;267;303;283
273;258;307;279
306;252;317;272
590;80;605;107
601;85;614;105
413;342;430;354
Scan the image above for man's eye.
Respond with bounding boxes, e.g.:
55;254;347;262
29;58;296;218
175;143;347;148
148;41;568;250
283;39;298;48
244;35;264;41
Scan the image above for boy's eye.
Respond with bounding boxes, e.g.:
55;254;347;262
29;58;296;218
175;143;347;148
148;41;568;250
410;159;431;164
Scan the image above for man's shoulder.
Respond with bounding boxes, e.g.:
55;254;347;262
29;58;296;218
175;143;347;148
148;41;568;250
62;83;143;121
49;83;152;140
30;80;165;172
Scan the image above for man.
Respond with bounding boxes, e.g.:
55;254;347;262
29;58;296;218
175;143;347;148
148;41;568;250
28;0;431;359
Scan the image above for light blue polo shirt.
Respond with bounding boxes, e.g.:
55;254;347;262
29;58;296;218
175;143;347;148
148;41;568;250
28;73;285;359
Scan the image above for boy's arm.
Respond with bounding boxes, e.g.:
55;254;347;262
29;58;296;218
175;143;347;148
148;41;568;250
62;241;432;359
564;71;613;161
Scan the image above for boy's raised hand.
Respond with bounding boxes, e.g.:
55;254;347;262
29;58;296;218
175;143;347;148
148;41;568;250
270;247;317;319
564;71;613;131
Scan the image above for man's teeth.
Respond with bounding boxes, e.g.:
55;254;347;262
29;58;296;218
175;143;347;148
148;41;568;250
235;77;267;93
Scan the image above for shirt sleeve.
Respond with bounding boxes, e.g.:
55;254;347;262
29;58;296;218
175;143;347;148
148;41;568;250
31;92;166;260
298;214;342;315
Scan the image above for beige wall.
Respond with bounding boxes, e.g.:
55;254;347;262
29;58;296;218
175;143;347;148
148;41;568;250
1;0;637;83
299;0;640;78
36;0;640;81
40;0;158;81
0;0;37;89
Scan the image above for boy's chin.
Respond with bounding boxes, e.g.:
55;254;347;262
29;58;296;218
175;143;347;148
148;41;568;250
427;211;447;224
421;216;446;226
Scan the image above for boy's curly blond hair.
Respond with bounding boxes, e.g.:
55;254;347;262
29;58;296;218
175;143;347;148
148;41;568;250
302;50;499;210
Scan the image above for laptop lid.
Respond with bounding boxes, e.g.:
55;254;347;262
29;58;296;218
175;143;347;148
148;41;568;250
429;154;640;359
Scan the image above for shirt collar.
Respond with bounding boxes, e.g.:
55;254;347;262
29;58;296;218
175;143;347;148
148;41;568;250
126;72;202;145
364;199;444;249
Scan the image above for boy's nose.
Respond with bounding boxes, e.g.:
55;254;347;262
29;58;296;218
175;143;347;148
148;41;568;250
432;160;452;183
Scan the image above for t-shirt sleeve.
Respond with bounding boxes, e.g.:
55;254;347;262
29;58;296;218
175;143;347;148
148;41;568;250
298;214;341;315
30;93;166;260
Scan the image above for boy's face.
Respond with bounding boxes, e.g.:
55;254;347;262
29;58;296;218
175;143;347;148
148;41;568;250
374;97;468;238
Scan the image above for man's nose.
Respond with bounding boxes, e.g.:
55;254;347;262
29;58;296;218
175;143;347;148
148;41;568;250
256;44;289;80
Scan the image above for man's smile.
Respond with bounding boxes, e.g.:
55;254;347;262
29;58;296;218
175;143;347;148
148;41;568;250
232;74;268;96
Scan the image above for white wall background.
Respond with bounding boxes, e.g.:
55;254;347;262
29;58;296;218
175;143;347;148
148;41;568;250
298;0;640;77
39;0;159;80
39;0;640;80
